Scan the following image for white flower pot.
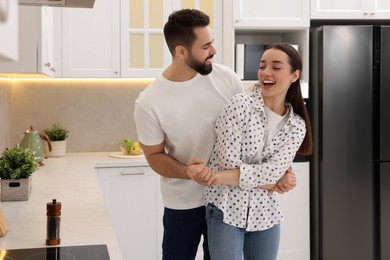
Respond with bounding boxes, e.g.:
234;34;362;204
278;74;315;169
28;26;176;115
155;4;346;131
47;140;67;157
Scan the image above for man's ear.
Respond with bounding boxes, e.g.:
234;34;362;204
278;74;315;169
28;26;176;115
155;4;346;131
175;45;187;59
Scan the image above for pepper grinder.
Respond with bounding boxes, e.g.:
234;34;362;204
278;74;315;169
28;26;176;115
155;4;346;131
46;199;61;245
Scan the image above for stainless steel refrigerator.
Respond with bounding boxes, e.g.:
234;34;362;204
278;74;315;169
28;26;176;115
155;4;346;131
310;25;390;260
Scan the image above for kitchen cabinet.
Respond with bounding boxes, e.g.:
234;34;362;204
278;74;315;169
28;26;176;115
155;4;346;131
120;0;223;77
0;0;120;77
1;0;222;78
95;164;164;260
95;160;309;260
40;6;61;77
61;0;120;77
311;0;390;19
0;6;40;73
223;0;309;84
277;162;310;260
52;0;222;77
0;0;18;61
0;5;61;76
40;0;120;78
233;0;310;29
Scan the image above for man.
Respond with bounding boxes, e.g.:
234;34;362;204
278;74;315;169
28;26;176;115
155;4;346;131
134;9;295;260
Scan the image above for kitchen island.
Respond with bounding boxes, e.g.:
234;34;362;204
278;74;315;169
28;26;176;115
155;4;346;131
0;152;134;260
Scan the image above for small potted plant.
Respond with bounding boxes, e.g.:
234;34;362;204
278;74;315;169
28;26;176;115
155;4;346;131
44;122;69;157
0;144;39;201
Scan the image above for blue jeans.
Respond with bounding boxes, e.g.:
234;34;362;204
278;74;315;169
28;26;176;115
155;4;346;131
162;206;210;260
206;203;280;260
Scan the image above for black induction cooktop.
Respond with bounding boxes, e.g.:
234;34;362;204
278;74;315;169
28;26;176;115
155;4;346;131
0;244;110;260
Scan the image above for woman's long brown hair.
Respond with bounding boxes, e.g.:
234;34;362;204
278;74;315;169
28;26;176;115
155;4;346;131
265;42;313;155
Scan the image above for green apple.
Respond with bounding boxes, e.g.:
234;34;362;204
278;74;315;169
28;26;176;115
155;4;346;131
121;138;133;149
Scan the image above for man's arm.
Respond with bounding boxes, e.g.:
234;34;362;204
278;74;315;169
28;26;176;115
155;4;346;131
141;142;202;179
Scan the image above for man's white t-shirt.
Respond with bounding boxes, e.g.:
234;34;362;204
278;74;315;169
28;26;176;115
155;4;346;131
134;63;243;210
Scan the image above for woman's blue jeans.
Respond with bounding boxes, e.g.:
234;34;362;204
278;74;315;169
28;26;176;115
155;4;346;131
206;203;280;260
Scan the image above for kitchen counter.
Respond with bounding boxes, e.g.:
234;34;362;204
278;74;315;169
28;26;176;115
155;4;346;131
0;152;146;260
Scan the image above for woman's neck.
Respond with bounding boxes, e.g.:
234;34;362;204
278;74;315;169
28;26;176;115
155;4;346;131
263;96;287;116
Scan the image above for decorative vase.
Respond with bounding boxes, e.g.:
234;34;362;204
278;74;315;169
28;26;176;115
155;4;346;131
47;140;67;157
1;176;32;202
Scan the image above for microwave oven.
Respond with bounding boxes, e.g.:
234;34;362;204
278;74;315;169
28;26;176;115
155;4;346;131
235;44;268;80
235;43;299;81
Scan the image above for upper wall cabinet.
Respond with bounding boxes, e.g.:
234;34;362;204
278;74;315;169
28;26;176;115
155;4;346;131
222;0;309;84
311;0;390;19
233;0;310;29
0;0;222;78
0;0;18;61
40;7;62;77
61;0;120;77
0;6;41;73
120;0;222;78
0;3;120;78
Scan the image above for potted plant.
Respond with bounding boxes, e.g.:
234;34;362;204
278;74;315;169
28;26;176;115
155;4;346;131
44;122;69;157
0;144;39;201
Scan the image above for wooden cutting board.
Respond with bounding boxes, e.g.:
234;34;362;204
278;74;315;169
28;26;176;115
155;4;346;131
108;152;145;159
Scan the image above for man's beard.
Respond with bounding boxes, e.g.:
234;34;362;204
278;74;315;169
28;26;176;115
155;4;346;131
186;52;213;76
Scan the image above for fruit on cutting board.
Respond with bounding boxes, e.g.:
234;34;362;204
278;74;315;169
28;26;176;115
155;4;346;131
130;141;142;155
120;139;143;155
121;138;134;149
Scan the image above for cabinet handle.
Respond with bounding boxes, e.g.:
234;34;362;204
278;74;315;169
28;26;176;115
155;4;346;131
45;62;51;67
120;171;145;175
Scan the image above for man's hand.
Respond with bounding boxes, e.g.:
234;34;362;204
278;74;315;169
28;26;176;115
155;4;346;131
187;158;216;186
273;167;296;194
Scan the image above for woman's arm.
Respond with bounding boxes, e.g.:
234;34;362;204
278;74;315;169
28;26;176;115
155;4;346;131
188;164;296;193
213;167;296;193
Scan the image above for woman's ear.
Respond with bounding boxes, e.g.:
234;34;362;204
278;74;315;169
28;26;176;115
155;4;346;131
291;70;301;83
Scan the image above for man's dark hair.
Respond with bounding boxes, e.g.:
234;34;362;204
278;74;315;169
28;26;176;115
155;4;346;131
163;9;210;55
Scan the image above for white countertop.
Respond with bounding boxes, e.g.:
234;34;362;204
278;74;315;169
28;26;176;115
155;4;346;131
0;152;147;259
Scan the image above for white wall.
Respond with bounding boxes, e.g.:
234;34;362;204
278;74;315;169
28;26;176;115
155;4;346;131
7;78;151;152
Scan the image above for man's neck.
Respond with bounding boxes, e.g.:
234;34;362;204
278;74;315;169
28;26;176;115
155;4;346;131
162;63;198;82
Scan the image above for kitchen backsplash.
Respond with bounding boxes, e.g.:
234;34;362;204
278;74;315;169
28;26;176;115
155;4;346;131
0;77;153;153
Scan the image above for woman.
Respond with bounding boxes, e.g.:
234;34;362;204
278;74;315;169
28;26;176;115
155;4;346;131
190;42;312;260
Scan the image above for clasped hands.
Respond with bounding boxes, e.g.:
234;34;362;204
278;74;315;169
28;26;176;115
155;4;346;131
187;159;216;186
186;159;296;194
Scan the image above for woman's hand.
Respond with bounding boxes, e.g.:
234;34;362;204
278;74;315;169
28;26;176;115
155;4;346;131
256;166;297;194
187;158;216;186
273;167;296;194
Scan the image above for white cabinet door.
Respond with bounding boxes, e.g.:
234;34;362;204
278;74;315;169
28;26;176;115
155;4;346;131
120;0;223;78
0;5;59;75
0;0;18;61
96;166;163;260
311;0;390;19
373;0;390;18
0;6;40;73
233;0;310;28
277;162;310;260
62;0;120;77
40;7;61;77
